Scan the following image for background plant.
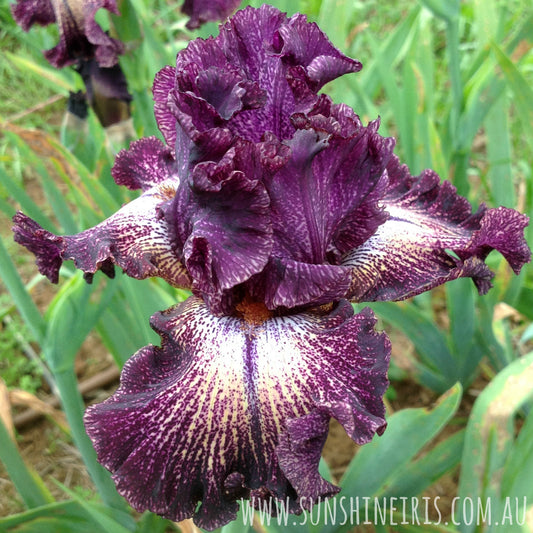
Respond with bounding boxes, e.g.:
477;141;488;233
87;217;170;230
0;0;532;531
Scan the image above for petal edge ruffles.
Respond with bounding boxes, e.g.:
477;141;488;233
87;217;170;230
84;297;389;530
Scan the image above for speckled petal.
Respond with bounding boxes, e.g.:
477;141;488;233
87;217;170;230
84;297;389;530
154;5;362;149
12;180;191;288
112;137;176;191
344;158;531;301
274;12;362;92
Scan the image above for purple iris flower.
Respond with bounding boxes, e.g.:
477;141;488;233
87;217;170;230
11;0;124;68
12;5;530;530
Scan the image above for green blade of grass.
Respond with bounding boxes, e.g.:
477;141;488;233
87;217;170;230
0;418;54;509
457;353;533;533
0;237;46;343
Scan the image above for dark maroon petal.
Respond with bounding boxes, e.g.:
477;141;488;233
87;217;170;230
84;297;389;529
344;158;531;302
112;137;177;191
181;0;241;30
255;258;352;310
274;12;362;92
12;212;63;283
13;183;191;289
243;111;393;310
266;119;393;265
11;0;55;30
165;141;272;313
36;0;123;68
83;0;124;67
155;5;362;148
153;66;179;148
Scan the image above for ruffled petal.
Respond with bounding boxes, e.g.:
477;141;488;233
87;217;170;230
274;12;362;91
253;258;352;310
157;5;361;147
11;0;55;31
40;0;123;68
84;297;389;529
112;137;176;191
83;0;124;67
164;140;273;313
266;116;393;265
12;180;191;288
344;158;531;301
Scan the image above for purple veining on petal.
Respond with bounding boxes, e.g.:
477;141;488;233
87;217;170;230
343;156;531;302
84;296;389;529
12;213;63;283
156;5;362;148
12;180;191;289
181;0;241;30
273;12;362;92
112;137;176;191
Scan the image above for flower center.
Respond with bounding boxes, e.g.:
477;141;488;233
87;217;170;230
235;296;272;325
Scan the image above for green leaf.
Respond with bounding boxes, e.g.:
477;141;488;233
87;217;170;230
484;95;515;208
0;164;55;229
501;407;533;502
4;52;77;94
381;429;465;499
0;418;54;509
457;352;533;533
42;274;119;372
368;302;457;392
0;237;46;344
55;482;135;533
340;384;462;499
417;0;459;23
491;42;533;152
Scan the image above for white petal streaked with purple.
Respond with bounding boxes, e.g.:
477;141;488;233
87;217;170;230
13;180;191;288
344;161;531;302
84;297;389;529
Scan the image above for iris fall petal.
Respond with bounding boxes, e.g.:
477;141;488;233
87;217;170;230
13;178;191;288
84;297;389;529
343;157;531;301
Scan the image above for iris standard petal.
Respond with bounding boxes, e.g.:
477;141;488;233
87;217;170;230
12;179;191;288
343;158;531;302
84;296;389;530
156;5;361;147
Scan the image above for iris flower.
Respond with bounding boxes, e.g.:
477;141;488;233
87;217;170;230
11;0;124;68
11;0;132;131
13;5;530;530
